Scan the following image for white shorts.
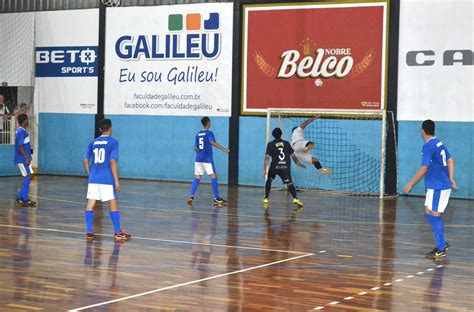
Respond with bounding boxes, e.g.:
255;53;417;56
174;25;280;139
195;162;215;176
295;151;313;164
292;140;310;153
425;189;451;213
87;183;117;202
18;163;34;177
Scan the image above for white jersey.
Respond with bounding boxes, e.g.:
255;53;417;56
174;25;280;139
291;127;305;143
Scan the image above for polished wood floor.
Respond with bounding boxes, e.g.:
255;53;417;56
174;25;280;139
0;176;473;311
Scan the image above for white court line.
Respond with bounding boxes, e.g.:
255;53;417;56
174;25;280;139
0;224;308;255
344;296;354;300
329;301;339;305
69;252;313;311
371;287;380;291
314;307;325;310
358;292;367;296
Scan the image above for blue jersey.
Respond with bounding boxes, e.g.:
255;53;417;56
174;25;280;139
14;127;31;164
84;136;119;185
195;129;215;163
421;137;451;190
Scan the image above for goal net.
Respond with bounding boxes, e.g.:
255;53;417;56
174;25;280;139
266;108;393;197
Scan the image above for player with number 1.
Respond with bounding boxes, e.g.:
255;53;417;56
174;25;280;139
83;119;131;241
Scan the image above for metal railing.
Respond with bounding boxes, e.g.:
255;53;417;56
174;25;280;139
0;117;15;145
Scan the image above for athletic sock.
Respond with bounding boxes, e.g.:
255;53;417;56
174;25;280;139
265;179;272;198
211;178;220;199
18;177;31;201
425;214;441;249
432;215;446;250
109;211;121;233
85;211;94;233
190;178;200;196
288;183;297;199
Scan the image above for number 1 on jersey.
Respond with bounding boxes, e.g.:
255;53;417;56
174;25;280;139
440;149;447;166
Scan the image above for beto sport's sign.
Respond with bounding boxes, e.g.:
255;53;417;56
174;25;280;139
36;46;98;77
242;2;388;114
104;3;233;116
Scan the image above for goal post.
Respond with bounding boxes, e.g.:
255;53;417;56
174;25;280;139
266;108;391;198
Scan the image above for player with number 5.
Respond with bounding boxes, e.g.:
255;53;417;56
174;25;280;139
403;120;457;259
188;117;230;206
83;119;131;242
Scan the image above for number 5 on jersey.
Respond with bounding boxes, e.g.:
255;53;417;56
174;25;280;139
199;137;204;150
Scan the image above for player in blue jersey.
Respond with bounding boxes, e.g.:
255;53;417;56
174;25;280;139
187;117;230;205
403;120;457;259
14;114;36;207
83;119;131;242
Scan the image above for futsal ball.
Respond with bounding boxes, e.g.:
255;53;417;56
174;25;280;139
314;79;324;87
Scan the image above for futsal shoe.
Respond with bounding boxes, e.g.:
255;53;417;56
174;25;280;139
426;247;447;259
16;198;36;207
187;196;194;205
114;230;132;242
86;233;96;241
444;242;450;251
262;198;269;204
293;198;303;207
214;198;227;205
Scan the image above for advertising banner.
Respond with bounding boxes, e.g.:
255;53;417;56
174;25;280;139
104;3;233;116
35;9;99;114
398;0;473;122
242;2;388;114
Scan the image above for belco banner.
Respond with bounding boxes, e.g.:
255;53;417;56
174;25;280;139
104;3;233;116
242;2;388;114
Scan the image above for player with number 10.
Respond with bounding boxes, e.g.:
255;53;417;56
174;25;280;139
83;119;131;242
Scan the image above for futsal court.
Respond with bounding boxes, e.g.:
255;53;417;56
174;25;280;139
0;176;472;311
1;0;474;311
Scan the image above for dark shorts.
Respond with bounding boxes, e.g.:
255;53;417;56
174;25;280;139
268;168;293;184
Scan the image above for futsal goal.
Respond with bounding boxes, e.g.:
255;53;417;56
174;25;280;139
266;108;396;198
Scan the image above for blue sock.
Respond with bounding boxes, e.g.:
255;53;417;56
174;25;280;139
425;214;442;250
432;215;446;250
190;178;200;196
18;177;31;201
211;178;220;199
85;211;94;233
109;211;121;233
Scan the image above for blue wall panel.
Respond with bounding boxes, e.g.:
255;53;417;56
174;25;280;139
39;113;94;176
39;114;229;183
398;121;473;199
105;115;229;183
0;145;18;176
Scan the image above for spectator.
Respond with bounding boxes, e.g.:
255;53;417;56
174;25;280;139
0;94;11;143
14;103;29;130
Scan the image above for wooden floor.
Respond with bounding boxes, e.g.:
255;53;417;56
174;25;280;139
0;176;473;311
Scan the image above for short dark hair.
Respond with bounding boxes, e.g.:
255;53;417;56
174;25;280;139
272;127;282;139
201;117;210;127
422;119;435;135
17;114;28;125
99;119;112;132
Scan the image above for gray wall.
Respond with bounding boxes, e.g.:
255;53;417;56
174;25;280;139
0;0;231;13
